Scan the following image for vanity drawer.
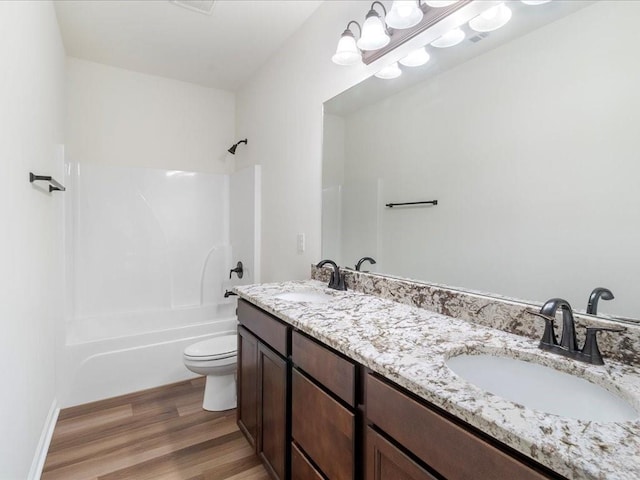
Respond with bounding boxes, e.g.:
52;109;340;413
237;299;289;357
292;442;325;480
292;368;355;480
366;374;549;480
366;426;438;480
292;330;356;406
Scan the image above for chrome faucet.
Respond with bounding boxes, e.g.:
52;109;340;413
587;287;614;315
316;259;347;291
355;256;376;272
530;298;624;365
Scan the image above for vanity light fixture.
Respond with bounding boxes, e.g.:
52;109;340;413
331;0;554;79
424;0;458;7
469;2;512;32
431;27;465;48
332;21;362;66
331;0;468;67
375;62;402;79
386;1;424;30
399;47;431;67
357;1;391;51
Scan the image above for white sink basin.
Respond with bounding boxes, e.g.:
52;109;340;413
446;354;639;422
272;290;333;304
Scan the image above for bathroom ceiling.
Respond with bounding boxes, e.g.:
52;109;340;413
54;0;323;91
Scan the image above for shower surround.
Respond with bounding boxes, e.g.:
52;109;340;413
59;162;260;406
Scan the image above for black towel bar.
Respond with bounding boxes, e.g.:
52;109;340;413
29;172;66;192
385;200;438;208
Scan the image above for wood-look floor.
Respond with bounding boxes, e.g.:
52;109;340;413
42;378;269;480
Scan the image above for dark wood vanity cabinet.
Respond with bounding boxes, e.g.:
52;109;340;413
237;299;562;480
291;331;358;480
237;300;289;480
365;373;556;480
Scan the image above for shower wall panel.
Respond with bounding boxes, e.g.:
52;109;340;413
70;163;230;319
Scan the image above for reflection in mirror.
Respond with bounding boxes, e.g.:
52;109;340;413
322;1;640;322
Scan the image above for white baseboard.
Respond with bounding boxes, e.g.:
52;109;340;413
28;398;59;480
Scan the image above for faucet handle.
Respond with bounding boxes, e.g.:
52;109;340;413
580;326;625;365
527;311;558;347
331;270;347;291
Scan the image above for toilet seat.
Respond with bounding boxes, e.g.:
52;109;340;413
184;335;237;362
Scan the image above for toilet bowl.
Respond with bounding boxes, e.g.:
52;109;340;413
183;334;237;411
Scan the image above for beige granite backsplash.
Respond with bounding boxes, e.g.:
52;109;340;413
311;265;640;366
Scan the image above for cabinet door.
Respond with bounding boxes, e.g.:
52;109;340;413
237;326;259;449
258;342;288;480
292;368;355;480
366;427;437;480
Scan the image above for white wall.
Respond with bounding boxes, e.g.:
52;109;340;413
230;166;262;288
0;1;65;478
235;2;381;282
338;1;640;317
66;57;236;173
234;1;502;282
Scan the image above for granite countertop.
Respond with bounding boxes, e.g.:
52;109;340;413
234;280;640;480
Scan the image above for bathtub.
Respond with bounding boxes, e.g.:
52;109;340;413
58;301;238;407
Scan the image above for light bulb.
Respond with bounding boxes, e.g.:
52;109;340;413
469;3;512;32
375;62;402;79
425;1;457;7
386;1;423;29
431;27;465;48
358;12;390;51
399;47;430;67
332;30;362;66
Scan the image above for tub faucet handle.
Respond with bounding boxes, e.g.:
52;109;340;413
229;261;244;279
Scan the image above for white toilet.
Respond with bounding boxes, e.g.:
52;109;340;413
183;334;237;411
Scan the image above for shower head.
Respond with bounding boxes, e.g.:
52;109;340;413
228;139;248;155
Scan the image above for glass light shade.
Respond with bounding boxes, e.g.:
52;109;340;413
357;13;390;51
431;27;465;48
386;1;424;29
469;3;512;32
521;0;551;4
399;47;430;67
425;1;458;7
375;62;402;79
332;32;362;66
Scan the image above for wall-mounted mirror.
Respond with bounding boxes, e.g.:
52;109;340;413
322;0;640;323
